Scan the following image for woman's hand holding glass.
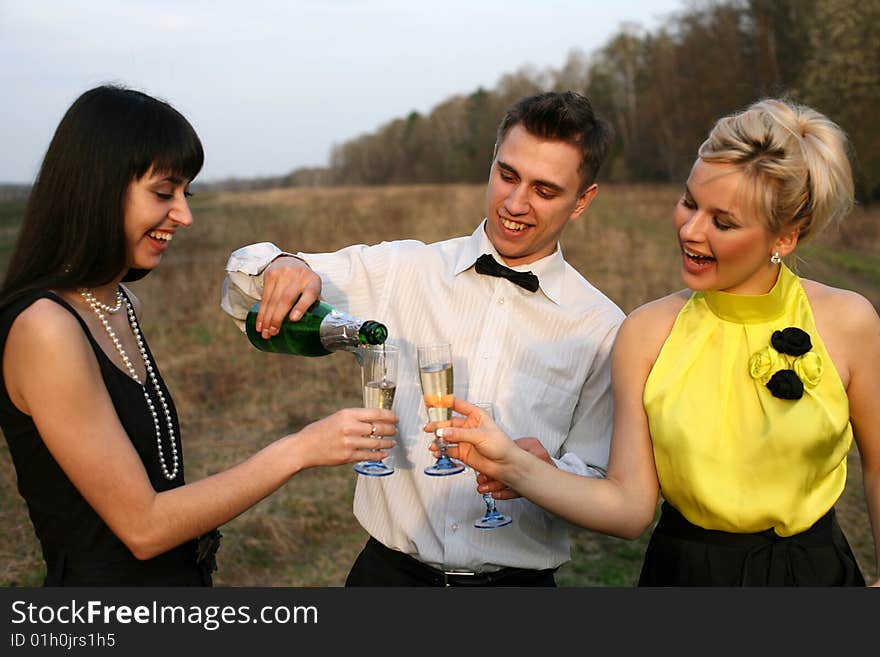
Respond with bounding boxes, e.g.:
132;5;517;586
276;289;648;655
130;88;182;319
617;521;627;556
295;407;397;469
425;398;519;482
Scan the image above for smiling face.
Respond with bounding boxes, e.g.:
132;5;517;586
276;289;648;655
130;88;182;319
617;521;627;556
123;167;193;272
675;158;796;295
484;125;596;267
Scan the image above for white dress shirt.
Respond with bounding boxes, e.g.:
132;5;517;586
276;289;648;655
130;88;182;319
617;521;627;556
222;221;624;572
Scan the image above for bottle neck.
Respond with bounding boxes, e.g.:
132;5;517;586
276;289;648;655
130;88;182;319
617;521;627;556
359;320;388;345
319;309;369;352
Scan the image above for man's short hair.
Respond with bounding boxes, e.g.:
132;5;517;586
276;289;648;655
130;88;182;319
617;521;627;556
496;91;614;191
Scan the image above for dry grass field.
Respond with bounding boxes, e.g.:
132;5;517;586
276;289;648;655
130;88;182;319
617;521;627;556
1;183;878;586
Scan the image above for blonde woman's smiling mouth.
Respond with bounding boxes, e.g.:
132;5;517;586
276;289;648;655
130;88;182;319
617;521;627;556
682;246;714;262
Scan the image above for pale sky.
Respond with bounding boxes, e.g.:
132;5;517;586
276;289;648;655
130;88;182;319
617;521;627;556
1;0;683;183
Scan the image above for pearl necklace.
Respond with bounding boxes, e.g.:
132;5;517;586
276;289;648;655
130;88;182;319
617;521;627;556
79;288;179;480
87;288;124;314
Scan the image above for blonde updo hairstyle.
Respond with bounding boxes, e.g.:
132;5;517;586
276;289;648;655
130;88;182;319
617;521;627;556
698;98;854;245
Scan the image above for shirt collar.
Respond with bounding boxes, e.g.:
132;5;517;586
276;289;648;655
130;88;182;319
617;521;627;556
701;264;793;324
454;219;566;305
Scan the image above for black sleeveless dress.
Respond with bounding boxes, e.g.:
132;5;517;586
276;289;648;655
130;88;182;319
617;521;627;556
0;290;217;586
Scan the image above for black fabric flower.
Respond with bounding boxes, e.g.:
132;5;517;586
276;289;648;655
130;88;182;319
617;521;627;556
750;326;820;401
197;528;223;574
771;327;812;356
766;369;804;400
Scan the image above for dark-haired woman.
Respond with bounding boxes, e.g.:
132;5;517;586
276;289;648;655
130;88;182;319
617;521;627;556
430;98;879;586
0;85;397;586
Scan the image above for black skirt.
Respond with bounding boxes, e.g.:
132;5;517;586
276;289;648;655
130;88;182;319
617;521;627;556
638;502;865;586
43;538;215;587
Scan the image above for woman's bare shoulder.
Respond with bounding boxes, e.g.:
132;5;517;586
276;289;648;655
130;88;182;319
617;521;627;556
626;289;691;328
9;297;83;343
615;289;692;361
4;299;92;410
801;278;879;332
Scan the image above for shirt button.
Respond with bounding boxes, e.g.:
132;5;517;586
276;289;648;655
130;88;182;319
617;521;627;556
498;298;505;305
452;523;459;532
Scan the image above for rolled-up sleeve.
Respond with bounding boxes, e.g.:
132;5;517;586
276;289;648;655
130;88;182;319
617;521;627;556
220;242;290;331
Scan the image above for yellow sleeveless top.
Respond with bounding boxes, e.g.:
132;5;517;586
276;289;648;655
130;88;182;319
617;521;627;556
643;265;852;536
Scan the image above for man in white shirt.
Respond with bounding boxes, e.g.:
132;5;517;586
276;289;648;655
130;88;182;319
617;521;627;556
221;91;624;586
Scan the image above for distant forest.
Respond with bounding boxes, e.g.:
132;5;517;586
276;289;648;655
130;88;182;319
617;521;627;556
204;0;876;203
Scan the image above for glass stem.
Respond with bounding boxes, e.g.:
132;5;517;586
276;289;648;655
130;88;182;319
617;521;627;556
435;431;450;457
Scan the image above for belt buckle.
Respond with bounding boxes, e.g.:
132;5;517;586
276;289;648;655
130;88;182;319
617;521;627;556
443;569;477;587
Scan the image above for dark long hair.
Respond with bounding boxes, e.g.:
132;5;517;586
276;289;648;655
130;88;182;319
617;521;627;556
0;85;203;306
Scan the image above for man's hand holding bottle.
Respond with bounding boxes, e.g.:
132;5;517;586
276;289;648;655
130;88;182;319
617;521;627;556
255;255;322;338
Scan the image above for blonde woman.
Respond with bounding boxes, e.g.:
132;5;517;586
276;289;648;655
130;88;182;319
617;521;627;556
432;98;879;586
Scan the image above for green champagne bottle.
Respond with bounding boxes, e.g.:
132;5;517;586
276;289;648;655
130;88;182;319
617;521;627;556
245;300;388;357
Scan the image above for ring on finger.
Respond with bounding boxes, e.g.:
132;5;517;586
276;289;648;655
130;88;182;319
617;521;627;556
370;423;377;436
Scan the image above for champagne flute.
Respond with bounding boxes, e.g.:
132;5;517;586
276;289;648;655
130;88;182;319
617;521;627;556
354;344;398;477
472;403;512;529
418;343;464;476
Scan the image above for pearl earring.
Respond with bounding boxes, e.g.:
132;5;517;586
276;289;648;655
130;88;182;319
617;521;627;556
770;252;782;265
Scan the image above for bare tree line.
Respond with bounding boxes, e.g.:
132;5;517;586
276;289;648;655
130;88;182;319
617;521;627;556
299;0;876;203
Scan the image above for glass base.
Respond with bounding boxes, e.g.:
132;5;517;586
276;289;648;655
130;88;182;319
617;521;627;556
474;510;513;529
354;460;394;477
424;456;465;476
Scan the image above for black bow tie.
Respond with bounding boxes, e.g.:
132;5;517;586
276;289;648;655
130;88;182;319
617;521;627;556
474;253;539;292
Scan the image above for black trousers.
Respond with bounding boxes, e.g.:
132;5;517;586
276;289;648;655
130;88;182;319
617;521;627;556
638;502;865;587
345;537;557;587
